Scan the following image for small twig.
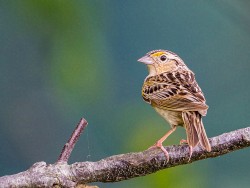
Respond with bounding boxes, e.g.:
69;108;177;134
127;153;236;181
57;118;88;162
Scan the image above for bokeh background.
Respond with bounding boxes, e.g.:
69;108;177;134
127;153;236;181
1;1;250;187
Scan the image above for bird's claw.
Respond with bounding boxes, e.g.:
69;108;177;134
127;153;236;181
180;139;188;145
179;139;193;162
149;141;169;162
187;145;193;162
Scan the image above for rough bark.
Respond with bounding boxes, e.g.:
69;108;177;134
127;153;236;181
0;127;250;188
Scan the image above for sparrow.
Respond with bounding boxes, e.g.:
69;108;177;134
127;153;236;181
138;49;211;161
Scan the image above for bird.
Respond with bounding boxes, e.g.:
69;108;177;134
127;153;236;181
138;49;211;161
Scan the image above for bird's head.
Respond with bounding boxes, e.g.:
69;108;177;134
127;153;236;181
138;49;187;76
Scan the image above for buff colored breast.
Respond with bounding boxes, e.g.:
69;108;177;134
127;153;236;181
153;107;183;127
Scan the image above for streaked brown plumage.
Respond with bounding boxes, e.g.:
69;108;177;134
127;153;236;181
138;49;211;161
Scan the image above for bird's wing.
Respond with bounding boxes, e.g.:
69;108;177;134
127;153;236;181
142;70;208;115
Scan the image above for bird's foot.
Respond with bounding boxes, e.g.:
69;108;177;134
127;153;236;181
180;139;188;145
149;141;169;162
188;145;193;162
179;139;193;161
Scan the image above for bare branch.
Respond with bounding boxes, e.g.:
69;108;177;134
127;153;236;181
58;118;88;162
0;127;250;187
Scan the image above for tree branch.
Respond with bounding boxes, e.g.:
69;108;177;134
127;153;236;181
1;125;250;187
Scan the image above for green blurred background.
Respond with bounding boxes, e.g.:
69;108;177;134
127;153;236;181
1;1;250;187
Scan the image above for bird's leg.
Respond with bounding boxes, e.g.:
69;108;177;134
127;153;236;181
149;126;177;162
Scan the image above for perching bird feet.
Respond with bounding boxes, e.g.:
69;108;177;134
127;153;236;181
148;127;177;162
150;140;193;162
149;141;170;162
179;139;193;161
180;139;188;145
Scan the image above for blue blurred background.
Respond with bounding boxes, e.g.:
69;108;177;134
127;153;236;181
1;1;250;187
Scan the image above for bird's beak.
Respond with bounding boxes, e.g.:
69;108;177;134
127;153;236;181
137;56;153;65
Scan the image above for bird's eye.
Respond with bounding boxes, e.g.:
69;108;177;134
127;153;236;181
160;55;167;61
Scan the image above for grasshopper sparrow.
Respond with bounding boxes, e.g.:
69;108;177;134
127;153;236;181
138;49;211;161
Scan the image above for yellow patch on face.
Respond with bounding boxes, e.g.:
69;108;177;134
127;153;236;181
151;51;165;57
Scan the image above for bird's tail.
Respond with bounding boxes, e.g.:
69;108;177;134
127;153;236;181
182;111;211;152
